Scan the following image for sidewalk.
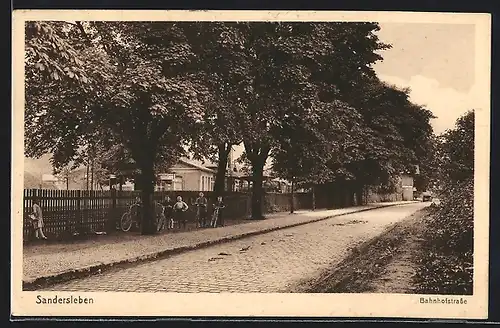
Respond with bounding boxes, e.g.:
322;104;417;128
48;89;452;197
22;201;415;289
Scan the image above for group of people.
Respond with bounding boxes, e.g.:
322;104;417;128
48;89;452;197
27;192;228;241
161;192;226;229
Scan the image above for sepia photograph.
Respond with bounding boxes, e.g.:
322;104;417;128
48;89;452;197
11;10;490;318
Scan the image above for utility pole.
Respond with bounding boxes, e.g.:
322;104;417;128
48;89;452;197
90;160;94;191
228;146;233;192
86;164;90;190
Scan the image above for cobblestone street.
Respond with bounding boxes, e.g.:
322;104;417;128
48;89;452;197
42;203;428;293
24;203;407;285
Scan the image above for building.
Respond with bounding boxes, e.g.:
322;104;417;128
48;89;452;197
400;174;414;201
156;158;216;192
155;173;183;192
155;153;286;193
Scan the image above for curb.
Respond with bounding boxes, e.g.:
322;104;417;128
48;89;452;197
23;202;417;290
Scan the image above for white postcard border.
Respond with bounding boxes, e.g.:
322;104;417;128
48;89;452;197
11;10;491;319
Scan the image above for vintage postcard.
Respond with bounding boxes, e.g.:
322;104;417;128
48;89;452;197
11;10;491;319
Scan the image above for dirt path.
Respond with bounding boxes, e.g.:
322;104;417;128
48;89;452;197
369;216;427;294
291;207;430;293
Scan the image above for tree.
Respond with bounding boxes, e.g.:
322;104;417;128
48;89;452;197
414;134;441;192
235;22;393;217
25;22;117;169
25;21;210;234
440;110;475;184
264;22;393;208
25;21;92;85
184;23;249;196
55;166;78;190
271;100;365;211
333;76;435;202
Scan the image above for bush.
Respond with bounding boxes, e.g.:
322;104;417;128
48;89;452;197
414;177;473;295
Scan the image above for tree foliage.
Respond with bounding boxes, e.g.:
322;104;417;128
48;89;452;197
440;110;475;183
414;111;475;295
25;21;210;234
25;20;437;224
269;23;435;200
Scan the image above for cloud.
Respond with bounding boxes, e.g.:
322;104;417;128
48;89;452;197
377;74;484;135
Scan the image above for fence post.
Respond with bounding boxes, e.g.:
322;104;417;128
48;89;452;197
112;187;117;209
111;187;117;231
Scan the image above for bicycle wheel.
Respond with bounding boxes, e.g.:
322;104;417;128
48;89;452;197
211;209;218;228
120;212;133;232
130;204;141;230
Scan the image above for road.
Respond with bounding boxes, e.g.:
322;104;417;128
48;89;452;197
42;202;428;293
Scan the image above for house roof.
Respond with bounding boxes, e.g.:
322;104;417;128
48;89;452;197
176;158;216;173
176;155;273;178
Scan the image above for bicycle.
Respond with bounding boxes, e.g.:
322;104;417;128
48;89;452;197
121;200;166;232
120;201;141;232
210;207;220;228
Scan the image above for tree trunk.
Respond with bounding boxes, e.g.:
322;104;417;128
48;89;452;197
356;183;364;205
139;163;156;235
290;179;295;214
346;182;353;206
330;182;337;209
337;180;345;208
244;142;270;220
251;160;265;219
345;184;351;207
312;185;316;211
214;143;230;196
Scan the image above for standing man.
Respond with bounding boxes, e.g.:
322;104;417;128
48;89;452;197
195;192;208;228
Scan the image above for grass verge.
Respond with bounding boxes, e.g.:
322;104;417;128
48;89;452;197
413;178;474;295
291;207;431;293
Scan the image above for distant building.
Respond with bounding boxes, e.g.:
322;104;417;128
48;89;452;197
155;173;184;192
154;157;283;193
400;174;414;201
156;158;216;192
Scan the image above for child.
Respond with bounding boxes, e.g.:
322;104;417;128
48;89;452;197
30;196;48;240
162;195;174;230
211;196;226;227
195;192;208;228
173;196;189;229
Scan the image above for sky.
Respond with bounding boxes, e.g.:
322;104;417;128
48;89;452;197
374;22;478;135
